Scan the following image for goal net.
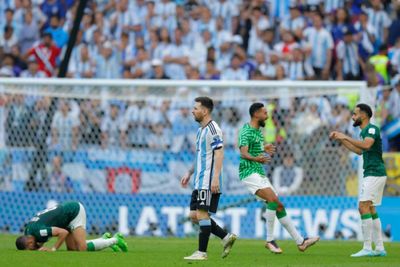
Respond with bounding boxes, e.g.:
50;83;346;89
0;78;369;240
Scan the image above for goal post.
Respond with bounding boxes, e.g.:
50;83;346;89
0;78;377;240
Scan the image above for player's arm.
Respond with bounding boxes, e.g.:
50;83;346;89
340;139;363;155
211;147;223;193
49;227;69;251
342;135;374;151
180;164;194;188
239;146;270;164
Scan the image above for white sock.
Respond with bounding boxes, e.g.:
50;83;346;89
279;215;304;245
361;217;373;250
265;209;276;242
86;237;117;251
372;217;385;251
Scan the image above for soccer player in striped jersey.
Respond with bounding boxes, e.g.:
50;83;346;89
181;96;236;260
238;102;319;254
330;103;387;257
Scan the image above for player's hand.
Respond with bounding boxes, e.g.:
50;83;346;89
211;179;220;194
38;247;53;252
180;173;191;188
330;131;346;141
264;144;276;155
255;154;271;164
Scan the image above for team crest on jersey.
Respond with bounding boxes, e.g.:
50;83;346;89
368;128;376;134
40;229;48;236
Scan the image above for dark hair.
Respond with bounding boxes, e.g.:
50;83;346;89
195;96;214;112
15;236;28;250
356;103;373;118
249;103;264;117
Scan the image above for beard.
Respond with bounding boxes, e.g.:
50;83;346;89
259;119;266;127
353;118;362;127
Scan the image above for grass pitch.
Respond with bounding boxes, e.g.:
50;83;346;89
1;235;399;267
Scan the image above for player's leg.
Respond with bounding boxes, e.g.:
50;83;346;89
208;193;237;258
370;176;387;256
184;190;212;260
351;177;376;257
65;233;78;251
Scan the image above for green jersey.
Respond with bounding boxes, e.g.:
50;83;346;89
24;202;80;243
360;123;387;177
238;123;265;180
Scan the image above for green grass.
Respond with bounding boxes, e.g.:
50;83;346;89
1;235;399;267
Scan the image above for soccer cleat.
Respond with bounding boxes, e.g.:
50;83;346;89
298;237;320;252
265;240;283;254
114;233;128;252
221;233;237;258
350;249;374;257
102;232;120;252
184;251;208;260
372;250;387;257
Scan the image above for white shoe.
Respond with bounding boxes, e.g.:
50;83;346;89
350;249;374;257
297;237;319;252
221;233;237;258
265;240;283;254
184;251;207;260
373;250;387;257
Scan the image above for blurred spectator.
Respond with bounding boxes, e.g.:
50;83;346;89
170;106;196;153
128;47;151;79
202;58;220;80
26;32;61;77
336;29;362;80
44;15;69;48
0;25;18;54
150;59;170;79
15;0;47;30
101;103;124;149
1;53;21;77
121;100;150;148
79;99;103;146
354;11;375;62
280;4;305;39
68;44;96;78
41;0;67;27
331;8;353;44
6;95;31;146
364;0;391;47
18;10;40;54
303;12;334;80
386;81;400;151
0;8;20;38
369;44;390;84
51;100;80;150
221;54;248;80
48;155;74;193
20;56;47;78
162;28;190;80
390;37;400;75
95;41;121;78
272;151;303;195
247;6;270;57
285;48;315;80
388;8;400;46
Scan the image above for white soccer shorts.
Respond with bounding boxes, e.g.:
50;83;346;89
241;173;277;195
359;176;387;206
69;202;87;230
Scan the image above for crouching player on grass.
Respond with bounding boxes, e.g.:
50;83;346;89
15;201;128;252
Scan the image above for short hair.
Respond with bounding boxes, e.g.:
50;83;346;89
194;96;214;113
356;103;373;118
15;236;28;250
249;103;264;117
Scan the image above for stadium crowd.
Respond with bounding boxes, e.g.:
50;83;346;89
0;0;399;153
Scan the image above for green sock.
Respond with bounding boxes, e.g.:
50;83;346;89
86;242;95;251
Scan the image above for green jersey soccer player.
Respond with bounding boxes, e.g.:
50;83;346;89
16;201;127;252
330;103;387;257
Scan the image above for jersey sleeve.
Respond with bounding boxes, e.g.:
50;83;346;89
365;126;379;140
238;129;249;148
209;123;224;150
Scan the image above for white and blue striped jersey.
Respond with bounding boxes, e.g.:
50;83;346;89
336;41;360;76
193;121;223;190
303;27;334;68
